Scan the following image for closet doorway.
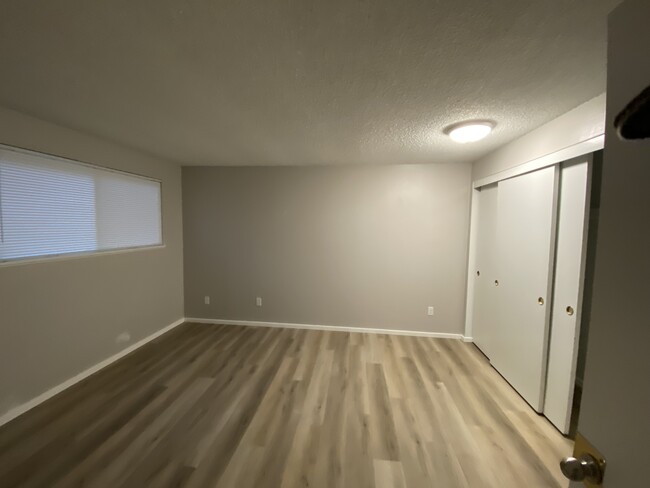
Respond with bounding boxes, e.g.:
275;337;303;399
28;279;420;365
468;152;602;435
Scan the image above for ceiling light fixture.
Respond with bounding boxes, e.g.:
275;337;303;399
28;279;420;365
445;121;495;143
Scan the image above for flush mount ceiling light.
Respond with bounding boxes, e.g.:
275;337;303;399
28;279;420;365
445;121;495;143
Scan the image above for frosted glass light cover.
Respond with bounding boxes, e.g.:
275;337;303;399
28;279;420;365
448;122;494;143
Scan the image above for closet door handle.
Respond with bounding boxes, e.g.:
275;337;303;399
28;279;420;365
566;306;575;316
494;279;499;286
538;297;545;305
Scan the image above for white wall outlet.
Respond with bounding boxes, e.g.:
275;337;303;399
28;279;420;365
204;296;210;305
256;297;263;307
427;306;434;316
116;332;131;344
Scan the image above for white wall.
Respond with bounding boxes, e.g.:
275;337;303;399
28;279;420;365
0;106;184;421
183;163;472;335
472;94;605;182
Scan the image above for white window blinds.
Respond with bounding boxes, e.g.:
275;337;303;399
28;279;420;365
0;146;162;263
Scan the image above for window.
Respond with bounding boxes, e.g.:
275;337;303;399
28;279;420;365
0;146;162;263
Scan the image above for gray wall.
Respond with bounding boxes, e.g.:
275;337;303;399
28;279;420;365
0;106;184;419
183;163;472;334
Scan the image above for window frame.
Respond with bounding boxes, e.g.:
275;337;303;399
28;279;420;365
0;144;164;266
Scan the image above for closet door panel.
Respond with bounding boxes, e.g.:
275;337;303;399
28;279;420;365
544;159;590;433
493;166;558;412
472;183;498;358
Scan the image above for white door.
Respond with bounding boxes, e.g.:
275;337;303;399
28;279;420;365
544;158;591;434
492;166;558;412
566;1;650;486
471;183;498;358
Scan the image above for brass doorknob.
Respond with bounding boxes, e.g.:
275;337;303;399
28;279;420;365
494;279;499;286
566;306;575;316
560;454;604;484
538;297;545;305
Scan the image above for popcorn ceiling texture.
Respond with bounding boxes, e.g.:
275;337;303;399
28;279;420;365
0;0;621;166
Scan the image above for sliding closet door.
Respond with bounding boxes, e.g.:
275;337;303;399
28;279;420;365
472;183;498;358
492;166;558;412
544;159;590;433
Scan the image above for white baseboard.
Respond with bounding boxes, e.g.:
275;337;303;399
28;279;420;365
462;336;474;343
0;317;185;428
186;317;467;340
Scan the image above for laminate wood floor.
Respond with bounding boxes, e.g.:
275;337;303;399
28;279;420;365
0;323;572;487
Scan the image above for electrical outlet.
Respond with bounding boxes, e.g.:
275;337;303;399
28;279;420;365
204;296;210;305
256;297;263;307
427;306;434;316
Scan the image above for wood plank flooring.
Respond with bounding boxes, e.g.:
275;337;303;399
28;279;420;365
0;323;572;487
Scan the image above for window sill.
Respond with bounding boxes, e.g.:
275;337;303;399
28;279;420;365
0;244;167;268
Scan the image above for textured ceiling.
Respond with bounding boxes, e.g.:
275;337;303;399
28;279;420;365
0;0;620;166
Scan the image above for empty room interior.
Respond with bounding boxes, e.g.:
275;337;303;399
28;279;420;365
1;0;649;487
